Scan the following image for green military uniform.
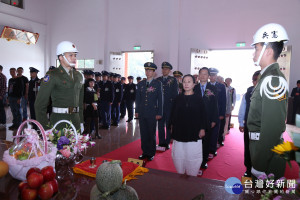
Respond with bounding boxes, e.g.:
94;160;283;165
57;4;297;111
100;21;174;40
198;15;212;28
35;65;84;130
247;63;288;179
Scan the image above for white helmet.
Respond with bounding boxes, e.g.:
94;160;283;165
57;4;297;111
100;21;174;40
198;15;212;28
56;41;78;56
251;23;289;46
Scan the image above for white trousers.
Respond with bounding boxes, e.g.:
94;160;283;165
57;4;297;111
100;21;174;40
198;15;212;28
172;139;203;176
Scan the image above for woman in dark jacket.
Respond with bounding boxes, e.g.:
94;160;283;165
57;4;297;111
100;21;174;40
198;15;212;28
170;74;207;176
83;78;101;139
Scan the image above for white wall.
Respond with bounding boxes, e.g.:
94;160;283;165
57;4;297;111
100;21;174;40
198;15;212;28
0;0;47;80
45;0;107;72
46;0;300;90
178;0;300;89
1;0;300;90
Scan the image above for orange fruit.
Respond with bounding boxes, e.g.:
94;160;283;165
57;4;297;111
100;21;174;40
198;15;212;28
0;161;9;178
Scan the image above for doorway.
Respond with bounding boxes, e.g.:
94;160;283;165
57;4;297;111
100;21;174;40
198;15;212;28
123;51;154;83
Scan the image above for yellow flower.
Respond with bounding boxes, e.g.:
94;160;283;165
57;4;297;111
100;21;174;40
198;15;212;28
272;141;299;155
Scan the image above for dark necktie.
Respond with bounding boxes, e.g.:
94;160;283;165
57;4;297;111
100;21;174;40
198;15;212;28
201;85;205;97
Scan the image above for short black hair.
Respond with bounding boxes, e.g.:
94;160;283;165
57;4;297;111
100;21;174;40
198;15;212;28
263;41;284;60
0;65;3;71
183;74;196;83
17;67;24;70
297;80;300;84
252;70;261;81
199;67;210;75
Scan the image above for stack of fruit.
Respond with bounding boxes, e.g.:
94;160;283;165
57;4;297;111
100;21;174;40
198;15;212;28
18;166;58;200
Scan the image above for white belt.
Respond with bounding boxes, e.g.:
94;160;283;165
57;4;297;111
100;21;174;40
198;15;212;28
249;132;260;141
52;107;79;114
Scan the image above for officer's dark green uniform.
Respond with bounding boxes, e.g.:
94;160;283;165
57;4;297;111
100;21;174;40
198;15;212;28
35;65;84;130
247;63;288;179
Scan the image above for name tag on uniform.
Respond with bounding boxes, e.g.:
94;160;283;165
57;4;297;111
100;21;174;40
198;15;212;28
105;88;109;91
116;89;119;92
130;89;134;93
249;132;260;141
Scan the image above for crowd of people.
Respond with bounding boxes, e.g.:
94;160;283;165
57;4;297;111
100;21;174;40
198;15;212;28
0;23;293;180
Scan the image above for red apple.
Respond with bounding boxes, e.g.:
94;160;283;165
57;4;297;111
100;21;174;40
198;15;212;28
18;181;29;192
38;182;54;200
27;172;44;189
41;166;56;182
47;179;58;193
21;188;37;200
26;167;41;179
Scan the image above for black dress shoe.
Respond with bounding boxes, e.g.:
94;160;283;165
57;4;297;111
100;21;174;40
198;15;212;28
244;171;252;177
101;125;110;129
126;119;132;122
147;155;154;161
201;163;208;169
95;135;102;139
138;155;147;159
111;123;119;127
8;125;17;130
165;144;170;150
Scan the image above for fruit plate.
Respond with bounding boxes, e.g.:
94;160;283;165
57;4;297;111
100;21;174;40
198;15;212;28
2;119;57;181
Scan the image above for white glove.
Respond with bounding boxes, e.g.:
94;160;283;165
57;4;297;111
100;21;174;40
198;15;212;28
80;123;84;134
251;167;266;178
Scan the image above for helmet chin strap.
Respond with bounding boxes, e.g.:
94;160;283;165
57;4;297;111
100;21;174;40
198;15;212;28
254;42;268;66
63;54;76;67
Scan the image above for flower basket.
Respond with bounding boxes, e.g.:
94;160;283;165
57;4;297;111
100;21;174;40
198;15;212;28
45;120;80;180
2;119;57;181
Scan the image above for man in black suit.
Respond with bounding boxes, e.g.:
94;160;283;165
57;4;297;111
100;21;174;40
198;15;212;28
291;80;300;124
194;67;218;171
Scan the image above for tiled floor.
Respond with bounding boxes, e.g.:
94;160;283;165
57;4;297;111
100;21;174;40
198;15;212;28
0;106;141;158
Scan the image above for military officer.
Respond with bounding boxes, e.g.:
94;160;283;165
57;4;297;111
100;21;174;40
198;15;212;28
157;62;178;149
94;72;102;123
208;68;226;158
247;23;289;179
136;77;142;84
173;71;183;94
111;74;123;126
35;41;84;131
136;62;163;161
125;76;136;122
120;77;127;119
28;67;40;120
99;70;114;129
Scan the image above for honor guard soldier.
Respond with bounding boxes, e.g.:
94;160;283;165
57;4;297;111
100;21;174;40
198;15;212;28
247;23;289;179
120;77;127;118
135;62;163;161
35;41;84;131
111;74;123;126
157;62;178;150
99;70;114;129
28;67;40;120
208;68;226;158
125;76;136;122
173;71;183;94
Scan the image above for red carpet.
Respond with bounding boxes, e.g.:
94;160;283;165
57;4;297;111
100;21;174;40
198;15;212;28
102;128;299;181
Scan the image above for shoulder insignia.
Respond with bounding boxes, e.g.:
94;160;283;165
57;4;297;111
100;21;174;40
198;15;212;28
260;75;288;100
43;75;50;83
